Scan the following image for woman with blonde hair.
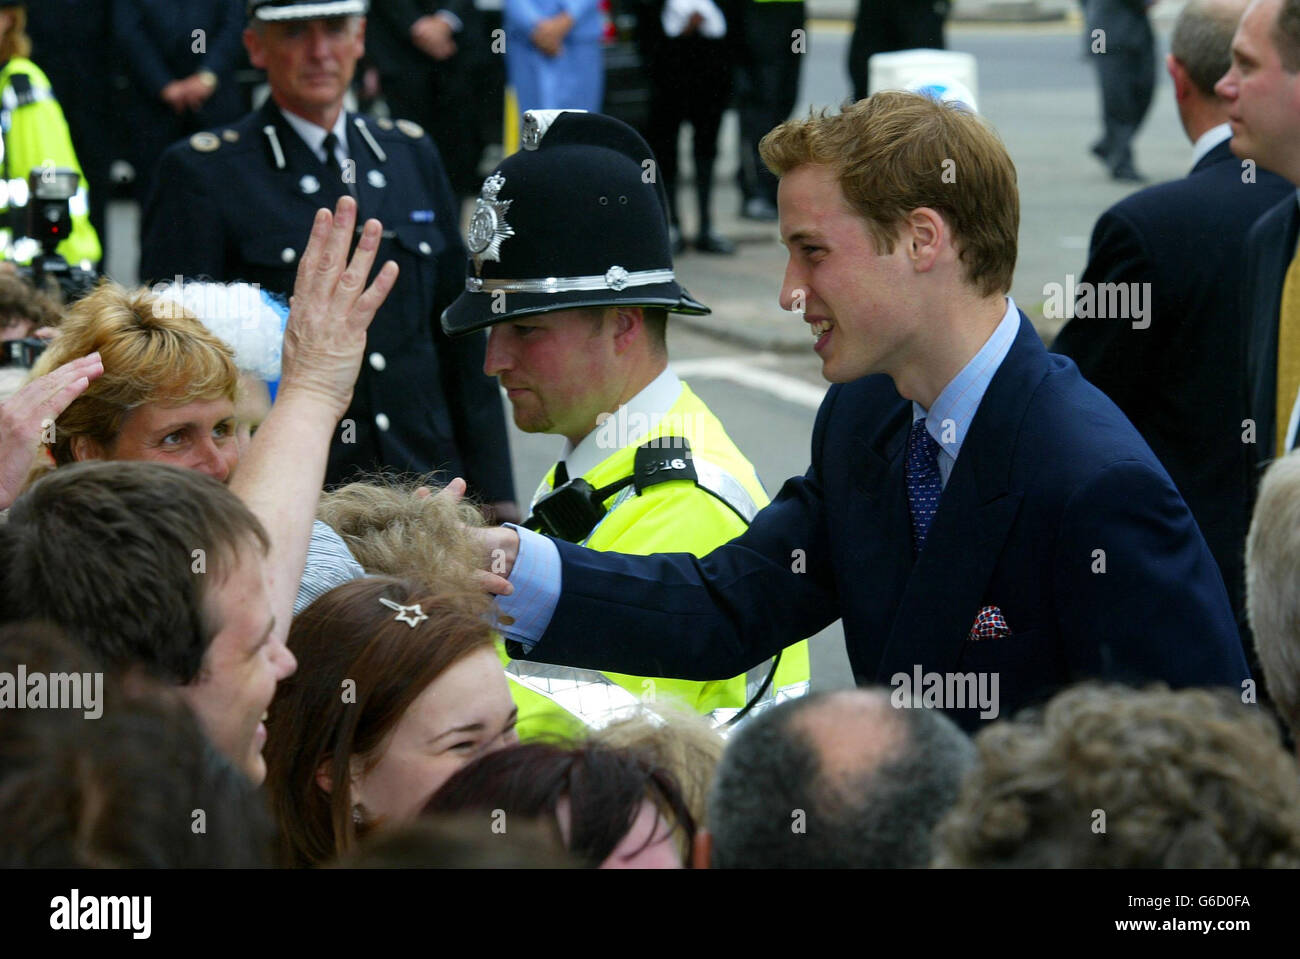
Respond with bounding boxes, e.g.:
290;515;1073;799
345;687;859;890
25;280;240;483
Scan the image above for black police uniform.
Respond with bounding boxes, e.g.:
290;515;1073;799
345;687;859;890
140;99;515;499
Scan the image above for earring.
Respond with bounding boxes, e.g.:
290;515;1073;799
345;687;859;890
352;804;364;825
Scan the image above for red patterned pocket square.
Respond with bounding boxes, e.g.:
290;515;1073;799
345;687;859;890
968;606;1011;641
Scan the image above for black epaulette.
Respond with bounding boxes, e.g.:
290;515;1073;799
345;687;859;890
8;73;36;107
632;437;696;494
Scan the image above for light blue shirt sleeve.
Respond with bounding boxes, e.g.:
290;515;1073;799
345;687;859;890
495;523;561;652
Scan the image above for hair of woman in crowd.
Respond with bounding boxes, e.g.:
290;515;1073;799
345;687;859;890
263;575;516;867
315;475;489;596
586;702;723;860
423;741;697;868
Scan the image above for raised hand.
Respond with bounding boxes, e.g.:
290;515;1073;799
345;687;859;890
0;352;102;508
278;195;399;420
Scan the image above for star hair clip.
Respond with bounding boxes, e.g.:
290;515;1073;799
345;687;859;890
379;596;428;628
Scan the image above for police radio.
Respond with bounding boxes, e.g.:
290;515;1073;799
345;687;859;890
524;441;698;543
522;437;782;728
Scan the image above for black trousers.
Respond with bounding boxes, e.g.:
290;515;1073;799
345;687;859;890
848;0;949;103
645;35;733;233
384;67;486;199
736;1;805;206
1087;13;1156;172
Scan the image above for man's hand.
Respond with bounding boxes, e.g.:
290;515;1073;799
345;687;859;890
411;14;458;59
278;196;399;420
160;73;215;113
0;352;102;508
531;11;574;57
427;477;519;594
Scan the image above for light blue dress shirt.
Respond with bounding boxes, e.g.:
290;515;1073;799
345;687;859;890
912;296;1020;487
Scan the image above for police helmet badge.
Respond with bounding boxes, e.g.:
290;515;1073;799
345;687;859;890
467;173;514;276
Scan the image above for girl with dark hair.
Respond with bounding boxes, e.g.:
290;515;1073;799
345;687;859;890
264;576;518;867
424;741;696;868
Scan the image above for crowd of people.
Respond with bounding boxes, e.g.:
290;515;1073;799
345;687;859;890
3;0;1300;871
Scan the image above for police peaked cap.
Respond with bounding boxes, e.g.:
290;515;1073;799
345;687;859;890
441;110;710;337
248;0;369;22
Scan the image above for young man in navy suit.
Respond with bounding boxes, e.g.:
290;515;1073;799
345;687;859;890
1053;0;1293;645
479;91;1250;732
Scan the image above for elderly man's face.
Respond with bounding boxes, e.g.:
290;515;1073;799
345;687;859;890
1217;0;1300;179
244;16;365;124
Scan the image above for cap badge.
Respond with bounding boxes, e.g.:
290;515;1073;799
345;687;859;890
467;173;514;275
605;266;630;291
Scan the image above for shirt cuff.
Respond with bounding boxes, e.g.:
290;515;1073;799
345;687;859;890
494;523;561;652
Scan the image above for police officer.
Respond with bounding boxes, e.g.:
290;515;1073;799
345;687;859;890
0;0;101;267
141;0;516;514
443;109;810;732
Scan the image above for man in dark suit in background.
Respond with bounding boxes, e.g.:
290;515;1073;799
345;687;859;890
365;0;488;198
1086;0;1157;180
112;0;247;207
1053;0;1292;645
479;91;1249;733
847;0;950;104
141;0;516;516
1219;0;1300;479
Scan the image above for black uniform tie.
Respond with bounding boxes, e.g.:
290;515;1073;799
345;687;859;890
322;132;354;196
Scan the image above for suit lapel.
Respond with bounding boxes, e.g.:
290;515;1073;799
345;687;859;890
874;314;1044;679
848;399;914;675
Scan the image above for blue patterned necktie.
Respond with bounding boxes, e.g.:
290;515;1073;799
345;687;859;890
906;417;943;555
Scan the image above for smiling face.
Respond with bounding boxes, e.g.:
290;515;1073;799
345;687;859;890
778;163;920;384
350;647;518;825
80;396;240;483
1217;0;1300;180
180;541;297;784
244;16;365;127
483;308;626;445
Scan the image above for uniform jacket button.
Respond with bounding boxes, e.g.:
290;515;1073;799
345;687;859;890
375;412;390;431
369;352;386;371
418;241;432;255
281;247;296;263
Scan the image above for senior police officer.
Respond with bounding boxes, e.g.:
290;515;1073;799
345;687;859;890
443;109;810;733
141;0;516;515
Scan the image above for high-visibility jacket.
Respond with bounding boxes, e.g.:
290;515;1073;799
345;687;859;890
506;380;811;730
0;57;101;266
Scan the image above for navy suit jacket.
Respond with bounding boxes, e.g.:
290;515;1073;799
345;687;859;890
1052;140;1293;626
511;313;1250;730
1243;192;1300;470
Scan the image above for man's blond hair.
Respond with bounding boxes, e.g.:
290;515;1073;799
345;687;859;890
759;91;1019;297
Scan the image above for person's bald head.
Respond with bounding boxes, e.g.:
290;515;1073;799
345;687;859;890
788;689;906;800
706;688;975;868
1173;0;1255;97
